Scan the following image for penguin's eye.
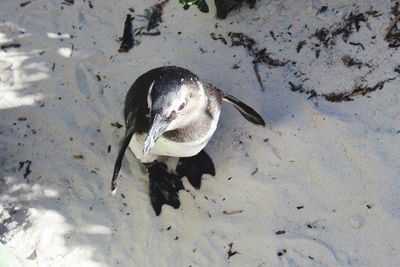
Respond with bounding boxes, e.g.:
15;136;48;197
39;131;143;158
177;102;186;112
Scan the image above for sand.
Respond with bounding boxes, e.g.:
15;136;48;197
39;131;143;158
1;0;400;266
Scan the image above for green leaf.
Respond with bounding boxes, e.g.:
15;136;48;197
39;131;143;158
179;0;198;6
178;0;209;13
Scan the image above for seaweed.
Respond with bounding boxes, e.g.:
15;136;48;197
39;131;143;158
210;32;227;45
147;0;169;31
118;14;134;53
289;82;318;99
290;76;398;102
341;55;363;68
226;32;289;91
253;48;290;67
312;28;331;47
331;12;367;42
309;12;369;49
296;40;306;53
323;80;388;102
229;32;256;49
384;2;400;48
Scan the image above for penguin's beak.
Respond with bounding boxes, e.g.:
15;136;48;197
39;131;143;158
143;113;172;155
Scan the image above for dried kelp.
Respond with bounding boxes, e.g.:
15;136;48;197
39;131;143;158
226;32;289;91
118;14;134;53
385;2;400;48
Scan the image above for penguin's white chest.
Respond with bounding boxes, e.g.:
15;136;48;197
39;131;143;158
129;110;220;163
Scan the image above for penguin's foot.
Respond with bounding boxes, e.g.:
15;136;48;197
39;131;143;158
176;150;215;189
146;161;184;216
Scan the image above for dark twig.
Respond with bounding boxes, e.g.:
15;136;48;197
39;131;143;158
1;43;21;50
142;30;161;36
253;63;264;91
270;31;276;41
349;41;365;50
20;1;31;7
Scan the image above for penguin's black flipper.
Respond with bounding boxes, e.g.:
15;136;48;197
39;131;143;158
111;126;136;192
147;162;184;216
222;94;266;126
176;150;215;189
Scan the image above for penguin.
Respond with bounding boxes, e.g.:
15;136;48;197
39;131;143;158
112;66;265;215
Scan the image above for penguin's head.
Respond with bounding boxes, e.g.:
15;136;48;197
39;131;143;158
144;72;206;155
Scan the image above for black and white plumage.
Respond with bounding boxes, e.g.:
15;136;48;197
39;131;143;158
112;66;265;215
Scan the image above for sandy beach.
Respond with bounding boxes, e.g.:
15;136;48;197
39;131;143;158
1;0;400;266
